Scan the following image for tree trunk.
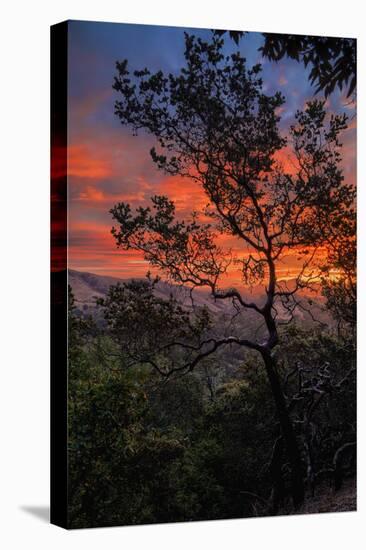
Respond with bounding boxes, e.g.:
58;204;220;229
262;350;305;509
269;436;285;514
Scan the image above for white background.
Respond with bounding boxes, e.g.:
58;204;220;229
1;0;364;548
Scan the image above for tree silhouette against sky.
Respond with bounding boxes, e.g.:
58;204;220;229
109;34;354;507
214;30;356;98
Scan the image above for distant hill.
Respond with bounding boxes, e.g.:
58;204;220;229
69;269;233;314
69;269;329;326
69;270;124;305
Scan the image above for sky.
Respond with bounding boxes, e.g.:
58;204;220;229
64;20;356;284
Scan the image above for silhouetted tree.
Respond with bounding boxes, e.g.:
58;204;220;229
280;325;356;495
213;29;244;45
260;34;356;98
111;34;353;508
321;215;356;332
213;30;356;98
98;277;212;376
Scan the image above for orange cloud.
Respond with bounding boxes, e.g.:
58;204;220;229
68;144;112;179
68;220;151;278
156;175;208;215
65;106;356;285
273;145;298;175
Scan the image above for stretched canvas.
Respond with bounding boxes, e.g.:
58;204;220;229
51;20;357;529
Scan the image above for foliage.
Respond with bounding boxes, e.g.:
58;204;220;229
213;30;356;98
112;35;352;309
279;325;356;490
260;34;356;98
97;277;212;376
68;297;356;527
321;215;356;331
110;33;354;509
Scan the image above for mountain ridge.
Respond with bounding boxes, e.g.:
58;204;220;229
69;269;326;324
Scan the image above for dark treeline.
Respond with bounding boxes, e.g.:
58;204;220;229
68;284;355;528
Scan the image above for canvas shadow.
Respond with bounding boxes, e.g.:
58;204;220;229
20;506;49;523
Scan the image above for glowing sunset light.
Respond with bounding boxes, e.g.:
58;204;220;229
62;23;355;288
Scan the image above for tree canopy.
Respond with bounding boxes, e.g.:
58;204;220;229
112;34;353;346
109;33;355;509
214;30;356;98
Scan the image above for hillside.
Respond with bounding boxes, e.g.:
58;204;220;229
69;269;232;314
69;269;330;328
